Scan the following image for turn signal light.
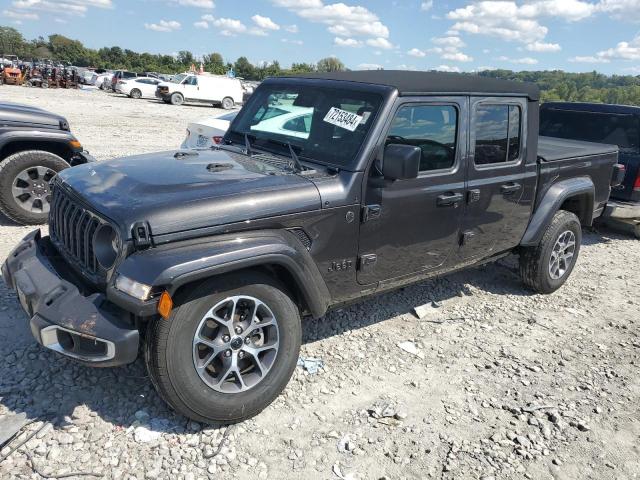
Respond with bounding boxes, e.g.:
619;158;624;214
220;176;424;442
157;291;173;320
213;136;223;144
69;139;82;149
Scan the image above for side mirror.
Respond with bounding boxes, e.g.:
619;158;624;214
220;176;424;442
382;144;421;180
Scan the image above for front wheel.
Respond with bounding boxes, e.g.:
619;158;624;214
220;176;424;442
170;92;184;106
519;210;582;294
0;150;69;225
221;97;234;110
145;272;301;424
130;88;142;99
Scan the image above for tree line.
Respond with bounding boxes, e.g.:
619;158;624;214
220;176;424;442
2;25;640;104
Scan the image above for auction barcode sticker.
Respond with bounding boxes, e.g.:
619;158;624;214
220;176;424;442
323;107;363;132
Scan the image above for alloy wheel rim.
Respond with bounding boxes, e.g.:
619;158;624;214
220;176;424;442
549;230;576;280
192;295;280;394
11;166;56;214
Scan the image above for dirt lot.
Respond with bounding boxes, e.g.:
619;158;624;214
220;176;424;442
0;87;639;480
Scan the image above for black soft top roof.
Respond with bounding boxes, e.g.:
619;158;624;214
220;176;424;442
286;70;540;101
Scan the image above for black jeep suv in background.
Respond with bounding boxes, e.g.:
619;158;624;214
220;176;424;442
0;102;94;225
3;71;621;424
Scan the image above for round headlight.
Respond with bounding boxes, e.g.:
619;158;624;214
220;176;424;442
94;224;120;269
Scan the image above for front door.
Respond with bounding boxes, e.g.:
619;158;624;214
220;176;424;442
459;97;532;260
182;76;200;101
357;97;468;285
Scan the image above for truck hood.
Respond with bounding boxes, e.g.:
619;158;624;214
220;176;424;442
57;149;322;238
0;102;67;129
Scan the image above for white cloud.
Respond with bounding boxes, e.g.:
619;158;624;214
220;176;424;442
571;34;640;62
272;0;390;40
284;24;299;33
334;37;362;47
407;48;427;57
569;55;611;63
433;65;461;72
11;0;112;16
144;19;181;32
527;41;561;52
421;0;433;11
3;9;38;20
446;0;595;46
597;0;640;22
366;37;394;49
208;17;247;36
282;38;304;45
442;51;473;62
193;20;208;29
252;14;280;30
497;55;539;64
172;0;214;7
358;63;383;70
433;36;465;48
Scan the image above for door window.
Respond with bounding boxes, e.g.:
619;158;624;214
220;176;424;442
183;76;198;86
386;105;458;172
474;104;522;165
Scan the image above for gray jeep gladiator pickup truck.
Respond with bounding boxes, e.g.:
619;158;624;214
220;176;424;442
2;71;621;424
0;102;94;225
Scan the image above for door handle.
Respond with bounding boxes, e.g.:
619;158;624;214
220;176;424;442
500;182;521;195
437;192;464;207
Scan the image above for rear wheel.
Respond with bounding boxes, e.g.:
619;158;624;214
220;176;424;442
0;150;69;225
130;88;142;99
519;210;582;294
145;272;301;424
221;97;234;110
170;92;184;106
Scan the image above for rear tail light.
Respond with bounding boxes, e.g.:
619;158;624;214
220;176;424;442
634;170;640;191
213;136;223;145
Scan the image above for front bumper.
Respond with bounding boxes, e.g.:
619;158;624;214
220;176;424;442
2;230;139;367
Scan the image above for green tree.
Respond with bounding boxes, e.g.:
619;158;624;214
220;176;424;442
203;52;226;75
234;56;255;79
317;56;345;72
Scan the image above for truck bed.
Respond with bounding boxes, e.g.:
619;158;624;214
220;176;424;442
538;136;618;162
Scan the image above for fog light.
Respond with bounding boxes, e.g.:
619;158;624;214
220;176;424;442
115;275;152;301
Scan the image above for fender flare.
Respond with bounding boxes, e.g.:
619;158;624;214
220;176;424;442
520;177;595;246
113;229;331;319
0;130;77;158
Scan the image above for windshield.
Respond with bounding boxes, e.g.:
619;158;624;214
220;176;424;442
227;83;383;169
171;74;188;84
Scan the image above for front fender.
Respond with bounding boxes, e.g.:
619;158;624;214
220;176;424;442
113;229;331;318
520;177;594;246
0;129;77;151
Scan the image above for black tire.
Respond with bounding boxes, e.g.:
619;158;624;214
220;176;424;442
0;150;69;225
145;271;302;424
170;92;184;106
519;210;582;294
221;97;234;110
41;82;49;89
130;88;142;99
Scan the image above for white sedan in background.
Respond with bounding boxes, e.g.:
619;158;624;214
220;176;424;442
115;76;162;99
181;111;239;149
180;105;314;150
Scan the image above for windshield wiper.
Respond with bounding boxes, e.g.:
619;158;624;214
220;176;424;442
244;133;253;156
286;142;304;173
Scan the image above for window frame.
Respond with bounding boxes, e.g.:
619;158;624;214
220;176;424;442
380;99;463;178
471;97;527;171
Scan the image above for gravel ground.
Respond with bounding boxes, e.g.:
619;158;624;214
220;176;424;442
0;87;639;480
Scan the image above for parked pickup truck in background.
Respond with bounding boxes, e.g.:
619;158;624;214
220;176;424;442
3;71;622;424
540;102;640;238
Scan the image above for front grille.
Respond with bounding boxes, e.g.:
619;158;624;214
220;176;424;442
49;184;107;279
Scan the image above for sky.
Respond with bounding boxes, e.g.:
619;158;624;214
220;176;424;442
2;0;640;75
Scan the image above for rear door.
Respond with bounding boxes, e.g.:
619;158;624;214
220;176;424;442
459;97;532;260
357;97;468;285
